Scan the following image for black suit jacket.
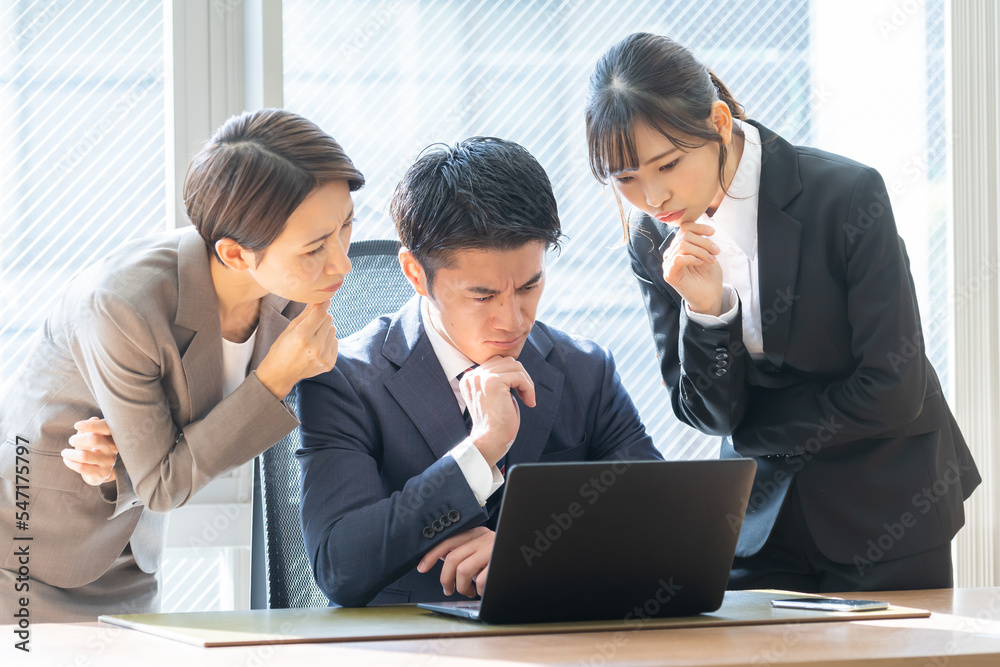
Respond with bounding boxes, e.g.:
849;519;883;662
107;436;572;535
628;121;980;564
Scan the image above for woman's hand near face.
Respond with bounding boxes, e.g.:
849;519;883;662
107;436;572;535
256;300;338;400
663;221;724;316
63;417;119;485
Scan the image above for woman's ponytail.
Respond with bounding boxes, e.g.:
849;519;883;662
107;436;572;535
707;68;746;120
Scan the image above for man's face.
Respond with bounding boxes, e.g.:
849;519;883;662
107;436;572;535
403;242;547;364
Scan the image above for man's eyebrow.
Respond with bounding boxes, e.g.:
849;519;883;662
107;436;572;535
520;271;544;287
466;271;544;295
303;207;354;247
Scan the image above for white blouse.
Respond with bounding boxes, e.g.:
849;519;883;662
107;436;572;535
683;120;765;359
221;328;257;399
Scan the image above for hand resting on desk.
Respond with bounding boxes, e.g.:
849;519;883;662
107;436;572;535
418;526;495;598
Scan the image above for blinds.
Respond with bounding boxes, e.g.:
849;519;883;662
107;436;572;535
0;0;165;390
282;0;950;459
0;0;951;462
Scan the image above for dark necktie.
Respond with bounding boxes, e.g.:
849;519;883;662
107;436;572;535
457;366;476;433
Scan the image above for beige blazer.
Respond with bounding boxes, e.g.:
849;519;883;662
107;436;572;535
0;227;302;589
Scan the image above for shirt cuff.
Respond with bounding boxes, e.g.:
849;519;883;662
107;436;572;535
685;285;739;327
106;463;143;519
447;438;504;506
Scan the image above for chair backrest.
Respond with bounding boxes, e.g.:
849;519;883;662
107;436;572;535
258;238;412;609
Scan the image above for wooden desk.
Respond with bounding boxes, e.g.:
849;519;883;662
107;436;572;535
4;588;1000;666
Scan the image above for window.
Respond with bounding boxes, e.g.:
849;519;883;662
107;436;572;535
0;0;965;612
283;0;951;458
0;1;166;391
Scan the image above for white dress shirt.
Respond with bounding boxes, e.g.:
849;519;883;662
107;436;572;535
421;297;504;506
221;328;257;398
684;121;765;359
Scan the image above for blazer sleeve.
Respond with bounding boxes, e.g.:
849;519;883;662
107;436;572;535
732;167;929;456
297;368;486;607
586;344;662;462
72;289;299;515
628;230;749;436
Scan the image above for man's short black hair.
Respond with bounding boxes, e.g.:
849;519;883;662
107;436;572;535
390;137;563;287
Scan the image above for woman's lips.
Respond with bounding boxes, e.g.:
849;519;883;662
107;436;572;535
319;279;344;293
656;209;685;224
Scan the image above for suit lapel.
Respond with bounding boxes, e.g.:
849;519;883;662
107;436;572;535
383;298;469;461
655;219;680;307
504;327;563;467
180;329;223;422
251;294;293;371
175;230;223;422
756;201;801;369
381;299;565;464
749;120;803;370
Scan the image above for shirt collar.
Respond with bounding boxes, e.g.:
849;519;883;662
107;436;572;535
420;296;475;383
700;120;761;258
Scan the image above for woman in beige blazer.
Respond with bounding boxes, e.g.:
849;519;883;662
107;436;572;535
0;108;362;622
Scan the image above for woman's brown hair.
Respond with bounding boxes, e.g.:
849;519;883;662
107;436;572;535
585;33;745;236
183;108;365;262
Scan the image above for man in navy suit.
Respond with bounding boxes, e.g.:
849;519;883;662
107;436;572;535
297;137;662;607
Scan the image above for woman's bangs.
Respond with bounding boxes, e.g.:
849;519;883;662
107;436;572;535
589;105;708;182
589;118;639;182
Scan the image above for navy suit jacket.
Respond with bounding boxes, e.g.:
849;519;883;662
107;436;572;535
297;296;662;607
628;120;980;565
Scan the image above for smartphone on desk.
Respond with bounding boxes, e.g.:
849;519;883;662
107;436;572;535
770;597;889;612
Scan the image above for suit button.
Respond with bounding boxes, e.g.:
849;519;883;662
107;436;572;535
422;526;435;539
714;368;727;377
441;514;452;527
448;510;461;522
716;352;728;360
431;519;444;532
717;359;728;368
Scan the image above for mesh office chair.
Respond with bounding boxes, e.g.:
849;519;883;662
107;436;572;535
256;239;412;609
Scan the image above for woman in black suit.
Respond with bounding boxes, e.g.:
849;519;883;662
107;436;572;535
584;33;980;591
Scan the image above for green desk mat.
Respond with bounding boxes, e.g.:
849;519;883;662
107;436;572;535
98;590;930;647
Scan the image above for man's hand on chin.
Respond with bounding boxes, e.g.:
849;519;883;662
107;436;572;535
461;356;536;467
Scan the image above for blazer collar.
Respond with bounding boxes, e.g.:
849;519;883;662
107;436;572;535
176;229;219;333
174;230;222;420
175;228;293;420
252;294;293;370
748;120;802;369
505;326;562;467
175;229;292;335
382;297;563;463
380;296;426;367
383;297;473;460
748;120;803;209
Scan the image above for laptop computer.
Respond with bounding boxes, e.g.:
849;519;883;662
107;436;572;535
417;458;756;624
